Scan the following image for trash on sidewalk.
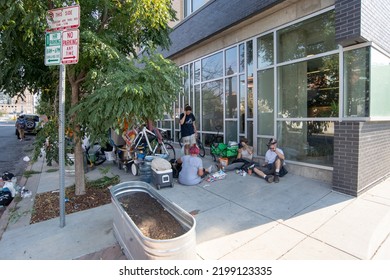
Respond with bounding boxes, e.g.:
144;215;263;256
20;187;32;198
206;170;227;182
23;156;30;162
1;171;17;206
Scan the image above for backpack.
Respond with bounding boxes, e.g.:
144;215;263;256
170;159;181;179
17;119;25;129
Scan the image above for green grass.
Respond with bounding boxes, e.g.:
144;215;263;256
23;170;41;178
46;168;58;173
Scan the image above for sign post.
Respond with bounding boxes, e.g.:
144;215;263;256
45;5;80;228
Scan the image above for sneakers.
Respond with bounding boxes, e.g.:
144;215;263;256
265;175;274;183
274;173;280;183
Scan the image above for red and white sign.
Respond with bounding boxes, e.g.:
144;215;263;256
61;29;79;65
46;5;80;31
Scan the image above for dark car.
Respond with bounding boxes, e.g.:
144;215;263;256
15;114;40;138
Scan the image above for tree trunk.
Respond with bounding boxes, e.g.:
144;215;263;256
71;82;86;195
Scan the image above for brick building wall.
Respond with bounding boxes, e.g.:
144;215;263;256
333;121;390;196
335;0;390;53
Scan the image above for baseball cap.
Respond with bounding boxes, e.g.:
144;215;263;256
267;138;277;146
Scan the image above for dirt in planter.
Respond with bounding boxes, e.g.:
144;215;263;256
119;192;187;240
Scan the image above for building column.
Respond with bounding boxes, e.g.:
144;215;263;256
333;121;390;196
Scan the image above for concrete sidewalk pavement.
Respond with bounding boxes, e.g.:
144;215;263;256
0;154;390;260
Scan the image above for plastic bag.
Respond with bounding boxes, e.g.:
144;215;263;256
151;157;171;171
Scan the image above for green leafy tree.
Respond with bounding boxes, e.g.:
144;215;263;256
0;0;180;195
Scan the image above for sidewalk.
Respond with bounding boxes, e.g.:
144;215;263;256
0;153;390;260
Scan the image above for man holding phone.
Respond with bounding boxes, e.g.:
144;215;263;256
251;138;286;183
179;104;197;155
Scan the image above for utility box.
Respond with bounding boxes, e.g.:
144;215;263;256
152;168;173;189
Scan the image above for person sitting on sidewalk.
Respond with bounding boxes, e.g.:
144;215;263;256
177;144;212;186
217;137;254;172
250;138;286;183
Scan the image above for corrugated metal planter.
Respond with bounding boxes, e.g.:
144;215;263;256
110;181;197;260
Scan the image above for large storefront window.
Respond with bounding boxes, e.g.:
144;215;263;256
343;47;370;117
278;120;334;167
172;9;342;168
277;11;336;63
278;54;339;118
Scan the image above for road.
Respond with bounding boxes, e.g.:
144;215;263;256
0;120;35;179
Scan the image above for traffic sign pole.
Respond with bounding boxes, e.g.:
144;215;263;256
45;5;80;228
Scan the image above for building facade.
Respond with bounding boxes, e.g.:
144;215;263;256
0;90;36;117
161;0;390;196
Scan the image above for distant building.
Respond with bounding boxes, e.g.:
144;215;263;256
161;0;390;196
0;89;36;116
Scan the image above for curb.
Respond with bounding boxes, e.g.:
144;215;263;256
0;157;44;240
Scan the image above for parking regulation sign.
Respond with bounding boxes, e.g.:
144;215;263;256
61;29;79;65
46;5;80;31
45;31;62;66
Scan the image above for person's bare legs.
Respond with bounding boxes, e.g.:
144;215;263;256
253;167;274;183
274;158;282;183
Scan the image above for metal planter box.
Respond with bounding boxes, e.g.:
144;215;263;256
110;181;197;260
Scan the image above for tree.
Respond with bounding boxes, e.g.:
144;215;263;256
0;0;181;195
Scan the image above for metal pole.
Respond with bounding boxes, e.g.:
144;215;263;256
59;64;66;227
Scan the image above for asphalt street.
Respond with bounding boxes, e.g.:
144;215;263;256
0;120;34;179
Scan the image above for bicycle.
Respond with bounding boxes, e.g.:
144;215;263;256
85;143;107;167
178;132;206;157
209;125;224;162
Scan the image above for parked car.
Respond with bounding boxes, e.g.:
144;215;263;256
15;114;40;138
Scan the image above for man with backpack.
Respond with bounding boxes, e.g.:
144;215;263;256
15;115;26;141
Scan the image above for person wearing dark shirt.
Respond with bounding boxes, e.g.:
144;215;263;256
179;104;197;155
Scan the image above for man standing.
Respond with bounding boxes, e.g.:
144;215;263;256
15;115;26;141
179;104;197;155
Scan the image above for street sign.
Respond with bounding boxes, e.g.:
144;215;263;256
61;29;79;65
45;31;62;66
46;5;80;31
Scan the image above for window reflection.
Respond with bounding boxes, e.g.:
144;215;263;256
257;33;274;68
225;46;237;75
277;11;337;63
201;52;223;81
225;74;237;118
279;120;334;166
344;47;370;117
278;54;339;118
202;80;223;131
